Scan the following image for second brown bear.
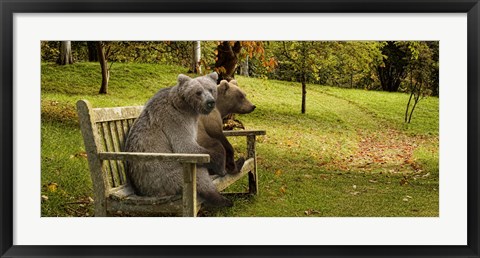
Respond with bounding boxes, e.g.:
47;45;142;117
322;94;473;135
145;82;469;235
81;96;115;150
197;80;256;175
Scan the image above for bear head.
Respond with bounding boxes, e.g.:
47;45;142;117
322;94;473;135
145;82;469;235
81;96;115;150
216;79;256;117
176;72;218;115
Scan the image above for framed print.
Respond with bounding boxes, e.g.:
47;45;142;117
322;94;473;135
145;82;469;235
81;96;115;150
1;0;479;257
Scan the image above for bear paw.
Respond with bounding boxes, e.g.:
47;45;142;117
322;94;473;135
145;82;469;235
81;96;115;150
228;157;245;175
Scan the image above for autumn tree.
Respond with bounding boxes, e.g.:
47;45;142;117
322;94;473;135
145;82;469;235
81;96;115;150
214;41;242;82
213;41;273;82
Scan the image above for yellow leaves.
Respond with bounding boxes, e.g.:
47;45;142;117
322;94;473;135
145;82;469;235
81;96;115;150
262;57;278;72
70;152;87;159
279;186;287;194
274;169;282;177
42;182;58;201
215;66;227;74
47;182;58;192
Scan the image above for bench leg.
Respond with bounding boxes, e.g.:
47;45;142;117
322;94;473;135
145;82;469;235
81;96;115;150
247;135;258;195
182;163;197;217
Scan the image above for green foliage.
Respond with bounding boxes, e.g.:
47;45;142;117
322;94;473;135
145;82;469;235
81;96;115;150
41;62;439;217
41;41;60;62
328;41;385;89
261;41;385;90
41;40;439;96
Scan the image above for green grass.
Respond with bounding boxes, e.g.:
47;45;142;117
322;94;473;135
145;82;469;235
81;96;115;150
41;62;439;217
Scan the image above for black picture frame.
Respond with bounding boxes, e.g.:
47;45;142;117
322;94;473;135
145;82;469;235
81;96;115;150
1;0;479;257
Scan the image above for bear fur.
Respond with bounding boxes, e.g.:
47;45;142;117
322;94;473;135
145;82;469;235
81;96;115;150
124;72;232;207
197;80;256;174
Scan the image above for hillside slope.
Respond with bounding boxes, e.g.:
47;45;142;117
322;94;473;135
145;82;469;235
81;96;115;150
41;62;439;217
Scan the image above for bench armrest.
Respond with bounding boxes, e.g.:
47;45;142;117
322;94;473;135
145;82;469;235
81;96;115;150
98;152;210;164
223;130;266;137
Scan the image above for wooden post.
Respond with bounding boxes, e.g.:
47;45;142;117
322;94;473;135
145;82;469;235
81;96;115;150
76;100;108;216
246;135;258;195
182;163;197;217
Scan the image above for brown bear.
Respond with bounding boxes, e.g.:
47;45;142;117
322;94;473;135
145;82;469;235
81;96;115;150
197;79;256;175
124;72;232;207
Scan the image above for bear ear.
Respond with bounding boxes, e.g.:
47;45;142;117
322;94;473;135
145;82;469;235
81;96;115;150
229;80;238;86
218;80;230;91
207;72;218;82
177;74;192;85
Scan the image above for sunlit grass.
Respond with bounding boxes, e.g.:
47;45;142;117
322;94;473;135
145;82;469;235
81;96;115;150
41;62;439;217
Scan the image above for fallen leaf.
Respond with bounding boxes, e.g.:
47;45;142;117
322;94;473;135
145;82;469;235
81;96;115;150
274;169;282;176
280;186;287;194
47;182;58;192
304;209;320;215
41;195;48;202
70;152;88;159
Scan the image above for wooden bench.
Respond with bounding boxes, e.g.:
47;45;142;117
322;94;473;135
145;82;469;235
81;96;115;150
76;100;266;217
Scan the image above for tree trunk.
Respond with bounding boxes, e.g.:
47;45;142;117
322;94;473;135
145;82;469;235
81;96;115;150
350;71;354;88
377;41;407;92
405;91;414;123
97;42;109;94
301;74;307;114
408;86;422;123
239;55;249;76
190;41;201;74
301;42;307;114
215;41;242;83
87;41;99;62
57;41;73;65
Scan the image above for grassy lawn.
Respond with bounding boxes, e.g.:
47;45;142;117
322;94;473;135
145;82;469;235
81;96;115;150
41;62;439;217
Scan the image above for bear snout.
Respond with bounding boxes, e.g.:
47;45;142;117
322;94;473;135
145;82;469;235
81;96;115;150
201;99;216;114
246;104;256;113
206;100;216;109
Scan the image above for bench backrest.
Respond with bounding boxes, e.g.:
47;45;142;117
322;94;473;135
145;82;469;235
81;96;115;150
77;100;143;192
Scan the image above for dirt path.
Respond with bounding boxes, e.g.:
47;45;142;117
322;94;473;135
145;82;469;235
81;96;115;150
319;91;430;174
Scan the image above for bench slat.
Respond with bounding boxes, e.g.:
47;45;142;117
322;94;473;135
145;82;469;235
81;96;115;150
92;106;143;123
102;122;121;187
223;130;266;137
98;152;210;163
212;157;255;192
109;185;182;205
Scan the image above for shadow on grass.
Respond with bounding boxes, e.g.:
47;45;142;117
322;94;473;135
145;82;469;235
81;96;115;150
41;100;79;128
